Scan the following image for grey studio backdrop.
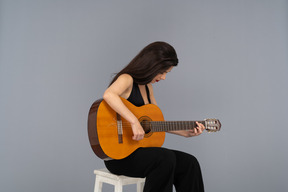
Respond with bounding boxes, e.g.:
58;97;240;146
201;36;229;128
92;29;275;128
0;1;287;192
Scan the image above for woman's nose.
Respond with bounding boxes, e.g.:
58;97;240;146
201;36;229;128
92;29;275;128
161;73;166;80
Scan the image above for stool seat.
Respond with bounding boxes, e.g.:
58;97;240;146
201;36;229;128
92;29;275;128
94;168;145;192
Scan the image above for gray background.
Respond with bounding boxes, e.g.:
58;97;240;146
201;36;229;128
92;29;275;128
1;0;287;192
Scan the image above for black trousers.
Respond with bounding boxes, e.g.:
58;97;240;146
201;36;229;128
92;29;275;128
104;147;204;192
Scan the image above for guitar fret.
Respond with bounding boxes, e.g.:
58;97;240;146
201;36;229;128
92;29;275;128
169;122;172;131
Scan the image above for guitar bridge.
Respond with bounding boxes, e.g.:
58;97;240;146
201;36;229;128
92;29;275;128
117;113;123;144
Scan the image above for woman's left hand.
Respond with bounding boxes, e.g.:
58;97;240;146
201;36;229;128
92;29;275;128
186;122;205;137
168;122;206;137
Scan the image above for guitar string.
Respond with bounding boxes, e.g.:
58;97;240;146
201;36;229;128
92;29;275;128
108;117;207;128
103;118;219;131
103;122;219;131
111;122;202;127
112;122;210;128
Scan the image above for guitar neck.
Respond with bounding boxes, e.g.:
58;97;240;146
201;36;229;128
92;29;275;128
149;121;206;132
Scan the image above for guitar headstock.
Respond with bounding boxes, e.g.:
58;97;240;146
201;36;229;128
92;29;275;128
204;119;221;132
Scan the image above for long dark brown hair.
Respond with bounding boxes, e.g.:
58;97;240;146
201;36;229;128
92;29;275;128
110;41;178;85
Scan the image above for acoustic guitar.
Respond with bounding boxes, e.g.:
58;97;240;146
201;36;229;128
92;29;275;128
88;98;221;160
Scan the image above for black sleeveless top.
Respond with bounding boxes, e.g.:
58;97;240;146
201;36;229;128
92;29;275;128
127;82;151;106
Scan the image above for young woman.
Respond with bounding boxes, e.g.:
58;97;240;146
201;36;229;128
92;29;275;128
102;41;205;192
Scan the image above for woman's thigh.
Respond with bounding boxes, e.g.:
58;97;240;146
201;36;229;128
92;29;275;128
104;147;176;178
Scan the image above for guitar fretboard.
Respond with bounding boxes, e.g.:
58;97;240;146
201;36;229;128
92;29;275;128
148;121;206;132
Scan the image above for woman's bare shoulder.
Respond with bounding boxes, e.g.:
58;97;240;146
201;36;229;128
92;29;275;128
116;73;133;83
107;74;133;99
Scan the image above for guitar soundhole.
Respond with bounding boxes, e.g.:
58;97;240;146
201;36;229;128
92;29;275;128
139;116;153;138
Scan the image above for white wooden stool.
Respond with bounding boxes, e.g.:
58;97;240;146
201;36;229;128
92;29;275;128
94;168;145;192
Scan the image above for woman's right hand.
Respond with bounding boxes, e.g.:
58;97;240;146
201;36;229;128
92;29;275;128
131;121;145;141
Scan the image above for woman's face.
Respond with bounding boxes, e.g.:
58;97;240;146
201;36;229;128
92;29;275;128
151;66;174;84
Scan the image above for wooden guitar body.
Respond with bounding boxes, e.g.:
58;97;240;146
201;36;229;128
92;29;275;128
88;98;165;160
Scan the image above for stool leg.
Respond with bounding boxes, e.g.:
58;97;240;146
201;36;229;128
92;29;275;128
94;176;103;192
137;181;144;192
114;181;123;192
